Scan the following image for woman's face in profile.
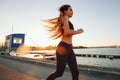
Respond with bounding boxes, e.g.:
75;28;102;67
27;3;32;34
64;7;73;18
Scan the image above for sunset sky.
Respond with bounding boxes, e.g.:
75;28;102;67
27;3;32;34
0;0;120;47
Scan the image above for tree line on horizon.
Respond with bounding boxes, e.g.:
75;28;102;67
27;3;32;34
0;44;119;52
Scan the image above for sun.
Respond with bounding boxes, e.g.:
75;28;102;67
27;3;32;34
24;25;60;47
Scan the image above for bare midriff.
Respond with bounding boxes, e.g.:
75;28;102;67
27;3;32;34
61;35;73;44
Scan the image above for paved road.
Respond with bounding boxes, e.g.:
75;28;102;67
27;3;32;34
0;64;38;80
0;56;120;80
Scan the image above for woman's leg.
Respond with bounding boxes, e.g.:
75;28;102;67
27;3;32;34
46;45;67;80
67;49;79;80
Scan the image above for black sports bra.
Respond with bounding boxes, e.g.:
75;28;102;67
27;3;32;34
69;21;74;30
61;21;74;34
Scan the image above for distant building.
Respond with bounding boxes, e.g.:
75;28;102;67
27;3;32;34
5;33;25;53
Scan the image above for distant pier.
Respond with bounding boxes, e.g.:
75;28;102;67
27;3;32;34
75;54;120;59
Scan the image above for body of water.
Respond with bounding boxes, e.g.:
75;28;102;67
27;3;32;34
74;48;120;69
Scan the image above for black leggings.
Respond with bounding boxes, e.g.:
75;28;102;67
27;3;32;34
46;41;79;80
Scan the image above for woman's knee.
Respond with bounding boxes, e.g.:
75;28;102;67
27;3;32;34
56;71;64;77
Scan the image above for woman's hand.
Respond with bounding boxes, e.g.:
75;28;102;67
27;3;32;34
77;28;84;34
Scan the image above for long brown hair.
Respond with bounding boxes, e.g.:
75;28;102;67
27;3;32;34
42;4;71;39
